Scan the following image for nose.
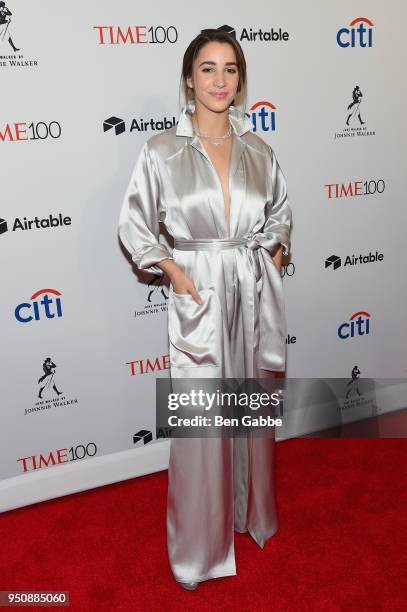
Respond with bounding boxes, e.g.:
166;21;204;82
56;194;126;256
214;72;225;88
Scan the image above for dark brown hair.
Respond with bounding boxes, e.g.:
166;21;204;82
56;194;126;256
180;28;247;109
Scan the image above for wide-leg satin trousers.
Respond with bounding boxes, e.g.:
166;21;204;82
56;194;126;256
166;430;278;584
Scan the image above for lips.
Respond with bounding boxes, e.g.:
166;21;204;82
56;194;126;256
210;92;228;99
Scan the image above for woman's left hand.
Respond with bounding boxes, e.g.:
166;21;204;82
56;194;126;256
272;244;283;273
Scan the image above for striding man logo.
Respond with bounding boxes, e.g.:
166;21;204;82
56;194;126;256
147;275;168;303
38;358;63;399
346;86;365;126
0;1;20;52
345;365;362;399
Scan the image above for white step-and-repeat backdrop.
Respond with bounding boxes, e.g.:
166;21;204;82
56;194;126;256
1;1;406;511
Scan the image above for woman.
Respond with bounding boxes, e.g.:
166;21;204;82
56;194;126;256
118;28;292;590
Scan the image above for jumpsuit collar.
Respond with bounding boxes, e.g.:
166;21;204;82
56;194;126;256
176;98;253;138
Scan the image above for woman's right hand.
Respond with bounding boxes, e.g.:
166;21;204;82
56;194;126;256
170;269;203;304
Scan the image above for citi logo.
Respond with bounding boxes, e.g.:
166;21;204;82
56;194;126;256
103;115;176;136
15;289;63;323
325;251;383;270
246;101;277;132
337;17;374;48
338;311;371;340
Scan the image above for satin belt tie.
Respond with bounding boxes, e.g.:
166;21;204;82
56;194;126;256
173;237;286;372
174;237;257;251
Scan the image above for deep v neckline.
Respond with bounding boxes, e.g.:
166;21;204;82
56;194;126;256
198;133;234;239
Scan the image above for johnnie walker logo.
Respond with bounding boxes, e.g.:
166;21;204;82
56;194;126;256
338;366;377;417
24;357;79;416
334;85;376;140
0;1;40;68
134;275;169;319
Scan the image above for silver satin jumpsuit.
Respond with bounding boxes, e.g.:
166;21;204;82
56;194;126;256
118;99;292;584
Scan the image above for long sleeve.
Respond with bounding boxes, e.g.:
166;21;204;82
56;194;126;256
252;145;292;256
118;141;173;275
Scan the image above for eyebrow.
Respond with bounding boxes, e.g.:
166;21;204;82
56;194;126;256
198;60;238;67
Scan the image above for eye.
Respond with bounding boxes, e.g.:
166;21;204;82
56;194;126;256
200;66;237;74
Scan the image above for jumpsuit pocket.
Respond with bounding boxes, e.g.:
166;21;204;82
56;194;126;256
168;286;221;368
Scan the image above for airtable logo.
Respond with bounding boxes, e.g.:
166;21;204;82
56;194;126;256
0;213;71;235
216;24;289;43
133;430;153;446
15;288;63;323
103;116;125;136
245;101;277;132
337;17;374;48
338;311;371;340
325;251;383;270
103;114;176;136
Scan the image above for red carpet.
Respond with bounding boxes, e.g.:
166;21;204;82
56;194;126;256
1;439;406;611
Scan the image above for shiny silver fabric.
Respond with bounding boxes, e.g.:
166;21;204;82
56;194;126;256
118;100;292;584
172;236;287;372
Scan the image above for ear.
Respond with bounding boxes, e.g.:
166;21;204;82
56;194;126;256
186;76;193;89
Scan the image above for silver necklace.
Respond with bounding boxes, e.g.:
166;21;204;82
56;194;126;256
193;120;232;147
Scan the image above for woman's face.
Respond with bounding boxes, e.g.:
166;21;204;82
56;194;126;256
187;41;239;113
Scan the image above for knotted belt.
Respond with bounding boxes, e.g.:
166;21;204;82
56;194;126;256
173;237;287;372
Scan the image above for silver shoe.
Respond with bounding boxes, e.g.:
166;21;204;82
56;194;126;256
179;581;199;591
